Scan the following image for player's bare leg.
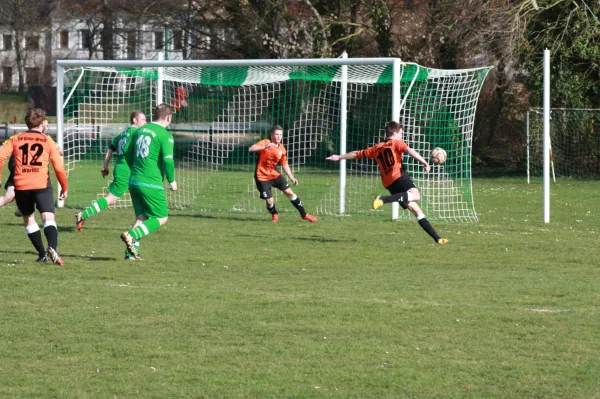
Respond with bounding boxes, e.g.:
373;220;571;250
0;186;15;207
373;188;421;210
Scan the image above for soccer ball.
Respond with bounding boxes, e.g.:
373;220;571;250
430;147;447;164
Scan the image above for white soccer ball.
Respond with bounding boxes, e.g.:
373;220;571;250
430;147;447;164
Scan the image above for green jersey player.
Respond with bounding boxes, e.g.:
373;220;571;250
120;104;177;260
76;111;146;232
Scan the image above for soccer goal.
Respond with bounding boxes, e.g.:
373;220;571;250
56;57;491;222
527;108;600;181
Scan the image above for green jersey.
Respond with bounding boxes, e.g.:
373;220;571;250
111;126;138;166
127;122;175;190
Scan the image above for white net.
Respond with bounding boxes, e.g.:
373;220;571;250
59;60;491;222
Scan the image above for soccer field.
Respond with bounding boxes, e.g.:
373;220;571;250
0;178;599;398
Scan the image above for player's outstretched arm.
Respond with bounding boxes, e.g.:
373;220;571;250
326;151;359;162
406;146;430;173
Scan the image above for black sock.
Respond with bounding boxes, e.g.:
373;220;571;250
290;197;307;217
27;231;46;257
382;192;408;208
266;203;278;215
418;218;441;242
44;225;58;250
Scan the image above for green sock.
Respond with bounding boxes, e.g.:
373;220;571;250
129;218;161;240
82;197;108;219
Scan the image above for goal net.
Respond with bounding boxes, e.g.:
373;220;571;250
527;108;600;180
57;59;491;222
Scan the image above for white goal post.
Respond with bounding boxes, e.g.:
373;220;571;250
56;57;491;222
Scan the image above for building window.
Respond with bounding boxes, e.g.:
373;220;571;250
173;30;183;51
2;67;12;89
2;35;12;51
26;35;39;51
154;31;164;50
25;67;40;86
126;31;137;59
60;30;69;48
80;30;92;49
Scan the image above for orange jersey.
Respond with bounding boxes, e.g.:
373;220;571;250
356;139;408;188
0;131;68;191
254;139;288;181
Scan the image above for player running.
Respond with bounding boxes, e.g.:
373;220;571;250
120;104;177;260
0;108;69;265
76;111;146;232
327;121;448;245
249;125;317;223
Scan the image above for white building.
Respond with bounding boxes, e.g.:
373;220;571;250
0;11;196;91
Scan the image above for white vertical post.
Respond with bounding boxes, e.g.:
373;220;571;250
339;52;348;214
391;58;401;220
56;62;65;207
543;49;550;223
156;52;164;111
526;110;530;184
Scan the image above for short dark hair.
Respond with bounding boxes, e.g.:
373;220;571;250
153;103;172;120
386;121;404;138
25;108;47;130
130;111;144;124
270;125;283;135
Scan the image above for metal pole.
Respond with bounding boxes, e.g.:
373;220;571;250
543;49;550;223
56;62;65;207
339;51;348;214
526;110;530;184
391;58;401;220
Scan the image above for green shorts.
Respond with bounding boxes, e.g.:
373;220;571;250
108;163;131;198
129;184;168;219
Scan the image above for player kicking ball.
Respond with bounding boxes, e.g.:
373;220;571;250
249;125;317;223
75;112;147;260
327;121;448;245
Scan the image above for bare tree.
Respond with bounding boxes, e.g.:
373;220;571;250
0;0;53;91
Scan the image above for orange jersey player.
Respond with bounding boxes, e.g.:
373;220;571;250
0;130;68;192
0;108;68;265
327;121;448;245
249;125;317;223
358;139;408;188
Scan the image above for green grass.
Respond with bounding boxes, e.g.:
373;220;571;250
0;178;599;398
0;93;28;125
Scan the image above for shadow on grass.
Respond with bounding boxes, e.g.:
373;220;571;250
171;213;265;223
232;232;352;243
0;248;117;262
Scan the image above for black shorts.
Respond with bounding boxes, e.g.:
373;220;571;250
4;172;14;190
255;175;290;199
385;171;417;209
15;185;55;215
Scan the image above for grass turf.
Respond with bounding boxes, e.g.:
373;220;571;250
0;178;599;398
